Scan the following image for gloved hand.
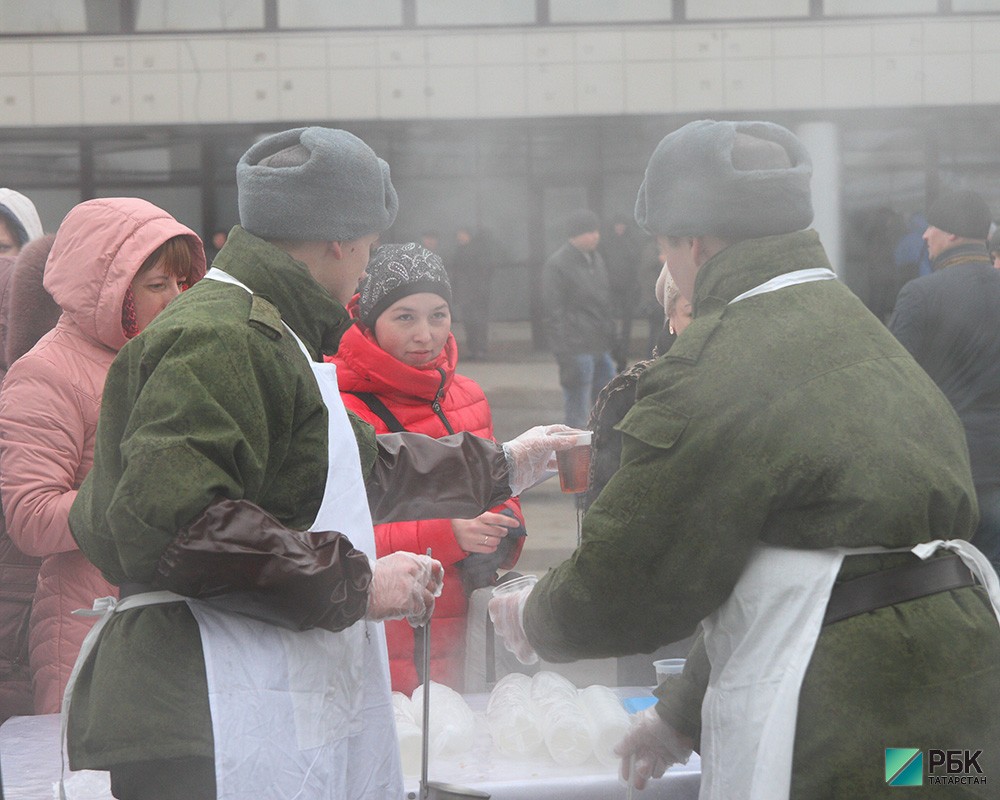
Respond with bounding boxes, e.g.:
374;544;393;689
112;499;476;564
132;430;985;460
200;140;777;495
501;424;581;495
615;706;694;791
365;551;444;627
487;581;538;665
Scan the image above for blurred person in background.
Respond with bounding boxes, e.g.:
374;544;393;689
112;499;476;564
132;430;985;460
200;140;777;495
542;209;617;429
492;119;1000;799
204;227;230;263
600;215;644;369
0;232;60;723
419;229;440;253
0;198;206;716
890;189;1000;574
332;242;526;694
0;188;43;259
450;225;498;360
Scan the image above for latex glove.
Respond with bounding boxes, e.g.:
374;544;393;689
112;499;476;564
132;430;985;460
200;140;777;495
501;424;581;495
487;582;538;665
452;511;520;554
365;552;444;627
615;706;694;791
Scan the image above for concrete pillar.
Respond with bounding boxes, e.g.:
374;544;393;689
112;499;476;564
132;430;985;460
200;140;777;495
796;121;843;278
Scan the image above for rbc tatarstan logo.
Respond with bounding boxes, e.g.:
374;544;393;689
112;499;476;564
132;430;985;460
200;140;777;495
886;749;923;786
885;747;987;788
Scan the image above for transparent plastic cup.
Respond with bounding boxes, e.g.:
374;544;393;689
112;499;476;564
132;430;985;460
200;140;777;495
491;573;538;599
653;658;686;684
490;574;540;665
553;430;592;494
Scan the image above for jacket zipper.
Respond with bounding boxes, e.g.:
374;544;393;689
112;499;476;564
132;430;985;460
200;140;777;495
431;367;455;435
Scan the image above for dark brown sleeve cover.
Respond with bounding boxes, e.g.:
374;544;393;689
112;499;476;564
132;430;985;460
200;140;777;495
153;497;372;633
367;431;512;525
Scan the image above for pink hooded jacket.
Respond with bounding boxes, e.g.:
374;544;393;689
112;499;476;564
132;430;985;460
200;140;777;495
0;198;205;713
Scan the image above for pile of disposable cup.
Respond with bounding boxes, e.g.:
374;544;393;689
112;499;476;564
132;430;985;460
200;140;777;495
411;680;476;760
485;671;633;768
485;672;544;757
392;691;422;775
530;671;595;766
580;684;631;766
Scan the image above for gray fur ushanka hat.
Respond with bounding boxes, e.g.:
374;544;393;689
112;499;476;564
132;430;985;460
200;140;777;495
635;120;814;239
237;127;398;242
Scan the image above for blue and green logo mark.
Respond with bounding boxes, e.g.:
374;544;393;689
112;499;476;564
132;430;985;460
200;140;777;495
886;748;923;786
886;748;986;787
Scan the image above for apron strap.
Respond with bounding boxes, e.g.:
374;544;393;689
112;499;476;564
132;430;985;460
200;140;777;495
728;268;837;305
913;539;1000;625
60;591;189;797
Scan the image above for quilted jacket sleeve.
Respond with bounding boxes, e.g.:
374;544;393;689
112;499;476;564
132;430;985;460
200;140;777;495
0;352;87;557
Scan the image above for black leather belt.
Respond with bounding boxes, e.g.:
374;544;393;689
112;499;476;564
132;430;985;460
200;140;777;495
823;553;976;626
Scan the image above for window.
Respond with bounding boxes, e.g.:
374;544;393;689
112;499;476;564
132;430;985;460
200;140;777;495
415;0;535;27
278;0;403;28
824;0;937;16
135;0;265;31
549;0;672;24
0;1;87;33
685;0;810;20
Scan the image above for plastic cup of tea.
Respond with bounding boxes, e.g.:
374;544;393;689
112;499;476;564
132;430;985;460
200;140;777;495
553;430;592;494
654;658;686;684
491;573;538;599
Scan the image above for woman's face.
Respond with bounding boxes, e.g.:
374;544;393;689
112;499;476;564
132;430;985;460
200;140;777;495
373;292;451;367
131;257;187;332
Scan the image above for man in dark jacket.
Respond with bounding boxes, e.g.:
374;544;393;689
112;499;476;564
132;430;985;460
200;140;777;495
491;120;1000;799
541;209;617;428
890;189;1000;571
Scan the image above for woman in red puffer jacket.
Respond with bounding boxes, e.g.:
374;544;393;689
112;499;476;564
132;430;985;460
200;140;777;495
330;242;526;695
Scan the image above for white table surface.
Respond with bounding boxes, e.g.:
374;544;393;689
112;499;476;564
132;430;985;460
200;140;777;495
1;700;701;800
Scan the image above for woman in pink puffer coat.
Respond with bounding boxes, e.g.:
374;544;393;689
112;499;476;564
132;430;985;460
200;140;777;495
0;198;205;713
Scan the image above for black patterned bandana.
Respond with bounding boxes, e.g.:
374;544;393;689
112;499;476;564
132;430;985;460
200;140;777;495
357;242;452;328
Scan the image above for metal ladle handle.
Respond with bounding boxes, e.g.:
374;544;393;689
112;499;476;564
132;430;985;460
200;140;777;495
420;548;432;800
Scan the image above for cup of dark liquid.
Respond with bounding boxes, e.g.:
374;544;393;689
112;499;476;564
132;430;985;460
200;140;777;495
553;430;592;494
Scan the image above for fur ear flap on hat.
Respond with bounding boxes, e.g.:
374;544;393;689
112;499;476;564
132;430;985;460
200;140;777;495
237;127;398;243
635;119;814;240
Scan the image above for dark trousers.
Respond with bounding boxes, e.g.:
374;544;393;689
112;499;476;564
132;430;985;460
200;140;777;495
110;756;216;800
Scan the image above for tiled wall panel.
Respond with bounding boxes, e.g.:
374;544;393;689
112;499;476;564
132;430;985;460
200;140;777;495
0;75;32;125
2;15;999;128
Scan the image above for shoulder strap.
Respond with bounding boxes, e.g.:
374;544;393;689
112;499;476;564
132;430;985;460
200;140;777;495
349;392;407;433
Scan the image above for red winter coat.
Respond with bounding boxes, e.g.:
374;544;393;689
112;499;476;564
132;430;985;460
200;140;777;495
330;304;524;695
0;199;205;713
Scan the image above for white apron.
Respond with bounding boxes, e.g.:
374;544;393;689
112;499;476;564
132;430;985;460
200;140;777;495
697;267;1000;800
62;267;401;800
187;267;401;799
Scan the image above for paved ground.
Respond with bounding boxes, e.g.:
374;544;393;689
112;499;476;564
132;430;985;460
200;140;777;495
455;321;691;688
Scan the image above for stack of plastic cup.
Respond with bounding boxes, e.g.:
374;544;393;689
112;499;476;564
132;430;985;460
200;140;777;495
580;684;631;766
531;671;595;766
486;672;544;757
